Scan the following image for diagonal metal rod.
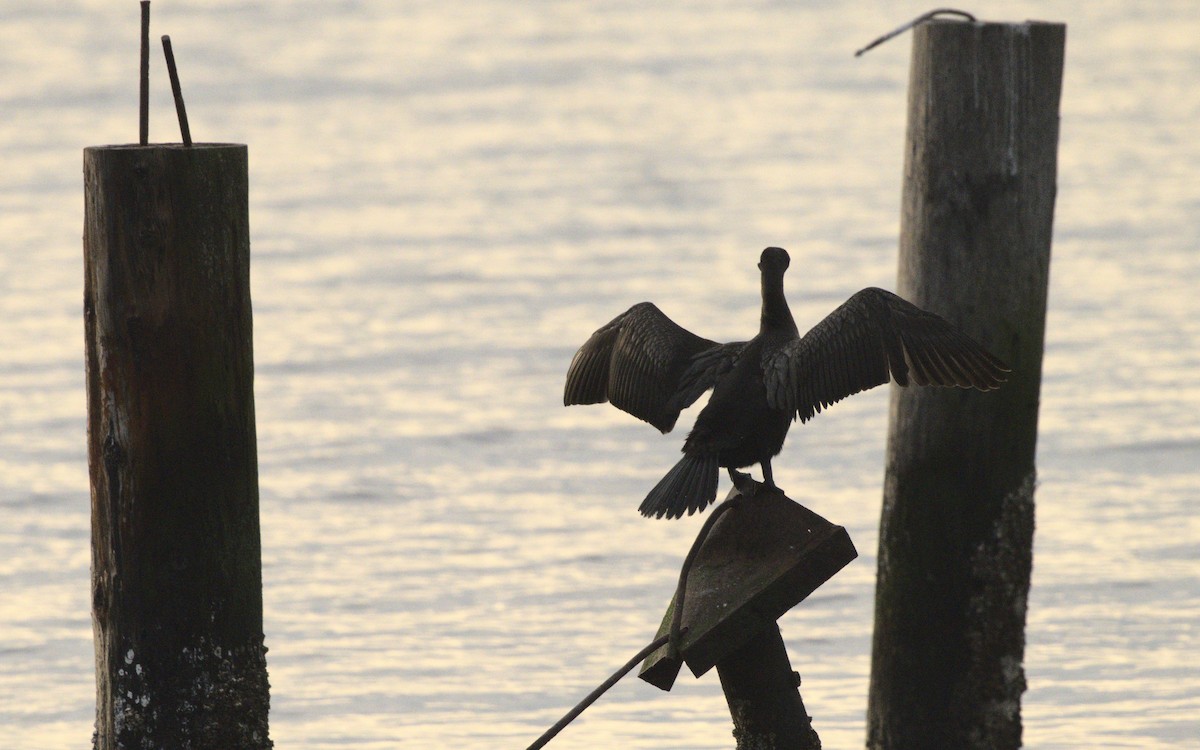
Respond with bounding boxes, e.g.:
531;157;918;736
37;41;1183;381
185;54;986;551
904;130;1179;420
526;631;679;750
669;493;743;660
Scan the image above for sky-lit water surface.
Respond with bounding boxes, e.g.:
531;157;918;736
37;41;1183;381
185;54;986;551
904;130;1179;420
1;1;1198;748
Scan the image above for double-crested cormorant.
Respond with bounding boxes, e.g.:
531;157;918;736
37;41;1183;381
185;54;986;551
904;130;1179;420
564;247;1009;519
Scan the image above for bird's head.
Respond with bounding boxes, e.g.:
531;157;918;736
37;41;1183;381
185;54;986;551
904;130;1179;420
758;247;790;274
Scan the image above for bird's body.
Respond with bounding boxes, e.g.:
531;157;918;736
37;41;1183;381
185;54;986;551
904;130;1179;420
564;247;1008;519
685;336;792;472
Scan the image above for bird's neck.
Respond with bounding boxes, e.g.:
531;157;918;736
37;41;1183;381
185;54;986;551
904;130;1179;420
760;272;796;334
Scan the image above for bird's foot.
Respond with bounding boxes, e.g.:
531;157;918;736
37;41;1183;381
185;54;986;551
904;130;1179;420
728;469;758;496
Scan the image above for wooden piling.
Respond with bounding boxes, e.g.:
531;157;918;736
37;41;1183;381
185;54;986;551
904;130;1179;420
84;143;271;749
867;20;1064;750
716;623;820;750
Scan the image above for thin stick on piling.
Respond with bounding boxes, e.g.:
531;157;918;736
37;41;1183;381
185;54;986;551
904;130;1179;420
139;1;150;144
161;35;193;146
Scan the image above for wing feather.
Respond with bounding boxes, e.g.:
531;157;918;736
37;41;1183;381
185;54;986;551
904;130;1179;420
564;302;721;433
765;288;1010;423
671;340;747;415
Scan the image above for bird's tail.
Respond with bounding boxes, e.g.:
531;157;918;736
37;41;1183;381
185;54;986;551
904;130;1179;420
639;453;720;520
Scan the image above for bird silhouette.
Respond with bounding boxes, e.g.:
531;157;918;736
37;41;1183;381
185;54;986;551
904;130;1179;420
564;247;1009;519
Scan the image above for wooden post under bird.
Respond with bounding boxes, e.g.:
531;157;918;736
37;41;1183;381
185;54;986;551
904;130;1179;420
638;484;855;748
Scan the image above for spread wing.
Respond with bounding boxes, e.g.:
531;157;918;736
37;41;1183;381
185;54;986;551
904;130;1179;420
764;288;1010;423
564;302;724;432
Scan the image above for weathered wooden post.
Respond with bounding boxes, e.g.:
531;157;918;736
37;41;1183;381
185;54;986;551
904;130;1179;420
84;10;270;747
716;623;820;749
867;19;1064;749
640;486;857;749
85;142;271;750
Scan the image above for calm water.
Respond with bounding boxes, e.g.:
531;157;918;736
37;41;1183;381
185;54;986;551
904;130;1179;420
2;1;1198;748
